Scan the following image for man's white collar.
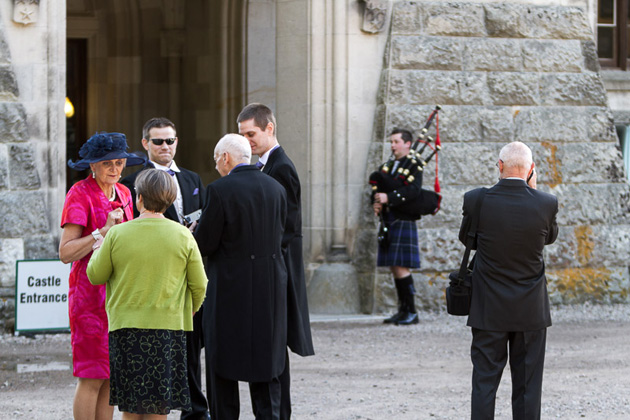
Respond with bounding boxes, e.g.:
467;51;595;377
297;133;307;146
258;144;280;166
151;160;180;173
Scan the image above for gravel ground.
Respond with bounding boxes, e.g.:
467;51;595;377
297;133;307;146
1;303;629;419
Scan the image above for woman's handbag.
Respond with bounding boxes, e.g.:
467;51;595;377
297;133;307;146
445;188;487;316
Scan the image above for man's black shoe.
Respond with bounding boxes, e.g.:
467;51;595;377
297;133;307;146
396;312;419;325
383;311;404;324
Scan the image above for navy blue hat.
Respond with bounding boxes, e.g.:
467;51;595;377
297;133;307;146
68;132;146;171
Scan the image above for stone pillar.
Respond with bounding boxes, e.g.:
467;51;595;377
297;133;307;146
304;0;362;314
331;0;348;248
0;0;66;330
246;0;276;111
281;0;391;314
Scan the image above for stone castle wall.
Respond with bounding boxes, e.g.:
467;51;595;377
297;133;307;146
354;1;630;313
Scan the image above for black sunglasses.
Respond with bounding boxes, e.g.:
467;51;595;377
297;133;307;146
149;138;176;146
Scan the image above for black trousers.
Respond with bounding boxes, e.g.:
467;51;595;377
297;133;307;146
278;350;291;420
470;328;547;420
252;350;290;419
209;371;281;420
181;308;210;420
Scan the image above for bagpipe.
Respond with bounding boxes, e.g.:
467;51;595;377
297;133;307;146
369;105;442;229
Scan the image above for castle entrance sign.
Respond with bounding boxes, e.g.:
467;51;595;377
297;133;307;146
15;259;70;334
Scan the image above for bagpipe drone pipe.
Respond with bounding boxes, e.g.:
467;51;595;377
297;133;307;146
369;105;442;221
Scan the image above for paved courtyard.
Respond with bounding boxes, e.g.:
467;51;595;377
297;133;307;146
1;304;629;419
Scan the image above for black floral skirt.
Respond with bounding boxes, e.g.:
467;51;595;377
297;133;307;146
109;328;191;414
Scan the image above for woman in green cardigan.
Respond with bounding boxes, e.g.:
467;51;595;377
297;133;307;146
87;169;208;419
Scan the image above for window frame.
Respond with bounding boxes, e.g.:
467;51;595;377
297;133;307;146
598;0;629;70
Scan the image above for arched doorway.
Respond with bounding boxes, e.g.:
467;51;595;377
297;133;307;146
65;0;247;186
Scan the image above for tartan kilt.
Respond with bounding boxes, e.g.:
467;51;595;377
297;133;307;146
377;216;420;268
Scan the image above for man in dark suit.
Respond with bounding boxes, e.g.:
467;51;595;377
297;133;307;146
458;141;558;420
194;133;288;420
121;117;209;420
237;103;315;419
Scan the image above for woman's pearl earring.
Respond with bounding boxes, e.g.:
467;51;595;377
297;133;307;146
92;172;95;179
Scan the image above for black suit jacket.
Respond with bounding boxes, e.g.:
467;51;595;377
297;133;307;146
121;162;205;222
459;179;558;331
194;165;288;382
263;147;315;356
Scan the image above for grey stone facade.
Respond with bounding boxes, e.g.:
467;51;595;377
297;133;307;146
356;1;630;313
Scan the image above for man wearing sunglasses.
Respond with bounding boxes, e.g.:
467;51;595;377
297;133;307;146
122;117;209;420
123;117;205;224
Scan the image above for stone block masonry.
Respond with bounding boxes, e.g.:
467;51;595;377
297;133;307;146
355;1;630;313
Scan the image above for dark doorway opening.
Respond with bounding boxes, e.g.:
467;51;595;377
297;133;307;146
66;38;88;190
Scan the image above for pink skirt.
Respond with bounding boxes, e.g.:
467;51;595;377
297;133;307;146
68;261;109;379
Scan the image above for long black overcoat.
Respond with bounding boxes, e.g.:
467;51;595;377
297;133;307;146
195;164;288;382
263;147;315;356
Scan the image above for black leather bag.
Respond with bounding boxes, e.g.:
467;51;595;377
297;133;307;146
446;264;473;316
445;188;486;316
417;189;441;216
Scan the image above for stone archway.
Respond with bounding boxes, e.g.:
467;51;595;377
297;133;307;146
66;0;247;184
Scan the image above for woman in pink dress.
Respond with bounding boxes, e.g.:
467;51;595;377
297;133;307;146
59;132;145;420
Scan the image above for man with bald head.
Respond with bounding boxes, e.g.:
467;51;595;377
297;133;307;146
194;134;288;420
458;141;558;420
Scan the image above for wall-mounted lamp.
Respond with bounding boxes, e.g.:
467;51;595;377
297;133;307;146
65;97;75;118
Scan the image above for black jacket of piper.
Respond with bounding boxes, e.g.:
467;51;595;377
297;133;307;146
378;156;423;221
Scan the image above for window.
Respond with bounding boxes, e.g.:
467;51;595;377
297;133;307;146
616;125;630;181
598;0;630;69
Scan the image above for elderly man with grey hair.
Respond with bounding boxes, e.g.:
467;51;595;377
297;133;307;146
212;133;252;176
458;141;558;420
194;133;289;420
